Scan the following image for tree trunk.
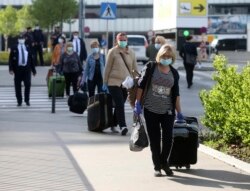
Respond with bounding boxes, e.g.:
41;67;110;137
4;35;8;52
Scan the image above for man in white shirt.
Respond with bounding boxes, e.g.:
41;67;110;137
70;31;87;64
9;34;37;106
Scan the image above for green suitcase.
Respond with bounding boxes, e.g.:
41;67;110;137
48;75;65;97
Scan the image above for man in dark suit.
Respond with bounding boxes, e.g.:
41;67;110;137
70;31;87;64
179;35;198;88
9;34;37;106
51;26;62;50
33;25;45;66
23;27;34;52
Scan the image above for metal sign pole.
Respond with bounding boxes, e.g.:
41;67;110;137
106;20;109;55
51;78;56;113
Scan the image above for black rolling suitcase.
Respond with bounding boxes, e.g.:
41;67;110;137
87;93;114;132
169;116;199;169
68;92;88;114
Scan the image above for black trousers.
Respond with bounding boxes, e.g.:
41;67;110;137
34;44;44;66
108;86;127;128
14;69;31;104
184;63;195;86
64;72;79;96
144;108;175;171
87;78;103;97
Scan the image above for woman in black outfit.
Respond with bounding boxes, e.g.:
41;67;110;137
59;42;83;97
179;35;198;88
134;44;184;177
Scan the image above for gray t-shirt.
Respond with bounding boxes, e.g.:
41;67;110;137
144;66;174;114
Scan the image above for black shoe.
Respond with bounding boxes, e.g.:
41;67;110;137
26;102;30;106
162;165;174;176
187;83;193;89
121;127;128;136
17;103;22;107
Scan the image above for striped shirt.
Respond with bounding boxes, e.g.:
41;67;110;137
144;66;174;114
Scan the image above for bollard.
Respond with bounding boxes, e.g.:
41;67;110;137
51;75;56;113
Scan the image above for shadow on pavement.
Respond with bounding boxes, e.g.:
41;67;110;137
172;169;250;189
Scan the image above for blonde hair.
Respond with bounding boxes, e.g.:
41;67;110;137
90;40;99;48
65;42;73;48
156;44;176;63
155;36;166;45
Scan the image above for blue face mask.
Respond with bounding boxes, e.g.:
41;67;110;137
118;41;127;48
155;43;161;50
92;48;99;53
160;58;172;66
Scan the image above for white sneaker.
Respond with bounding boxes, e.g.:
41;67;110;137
154;170;162;177
121;127;128;136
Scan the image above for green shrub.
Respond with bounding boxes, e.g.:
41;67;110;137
200;55;250;146
43;51;52;66
0;50;52;66
0;51;10;64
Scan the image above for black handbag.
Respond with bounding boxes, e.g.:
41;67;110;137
68;92;88;114
129;114;149;152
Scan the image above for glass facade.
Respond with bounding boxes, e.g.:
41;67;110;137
208;4;250;15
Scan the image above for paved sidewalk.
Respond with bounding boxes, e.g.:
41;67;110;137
0;51;249;190
0;110;249;191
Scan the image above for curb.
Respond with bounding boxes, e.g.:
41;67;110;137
199;144;250;174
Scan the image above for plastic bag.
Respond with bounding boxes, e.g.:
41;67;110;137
129;114;149;152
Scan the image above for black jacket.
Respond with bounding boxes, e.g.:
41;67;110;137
70;37;87;62
9;45;36;74
138;61;180;114
24;31;34;51
179;42;197;63
33;29;44;44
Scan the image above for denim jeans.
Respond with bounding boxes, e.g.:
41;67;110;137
144;108;175;171
108;86;128;128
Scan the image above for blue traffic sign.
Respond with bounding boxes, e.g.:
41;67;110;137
100;2;116;20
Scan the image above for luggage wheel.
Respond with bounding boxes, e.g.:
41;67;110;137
185;164;190;169
175;166;182;169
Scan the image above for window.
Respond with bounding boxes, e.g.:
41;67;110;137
209;4;250;15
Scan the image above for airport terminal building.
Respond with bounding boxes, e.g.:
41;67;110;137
1;0;250;50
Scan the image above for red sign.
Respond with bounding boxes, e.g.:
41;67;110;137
84;26;90;36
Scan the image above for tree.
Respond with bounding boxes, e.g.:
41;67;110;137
30;0;78;31
16;5;36;32
0;6;18;51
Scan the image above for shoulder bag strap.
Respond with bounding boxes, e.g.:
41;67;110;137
120;52;131;74
120;52;140;77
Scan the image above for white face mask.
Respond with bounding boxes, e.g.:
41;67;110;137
92;48;99;53
74;35;78;39
35;26;39;30
155;43;161;50
18;39;25;44
67;47;74;54
58;38;64;43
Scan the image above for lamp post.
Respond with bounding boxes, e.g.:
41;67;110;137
0;4;2;51
79;0;85;39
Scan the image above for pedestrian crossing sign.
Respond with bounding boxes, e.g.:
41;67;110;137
100;2;116;19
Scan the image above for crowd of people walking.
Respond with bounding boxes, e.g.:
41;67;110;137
9;25;204;177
